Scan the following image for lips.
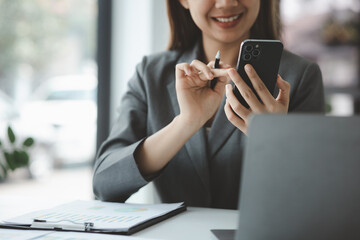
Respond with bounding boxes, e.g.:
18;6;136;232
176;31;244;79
212;13;244;28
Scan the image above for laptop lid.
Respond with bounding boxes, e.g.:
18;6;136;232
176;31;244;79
236;114;360;240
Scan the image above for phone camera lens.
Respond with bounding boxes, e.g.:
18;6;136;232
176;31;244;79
252;49;260;57
245;45;253;52
243;53;251;61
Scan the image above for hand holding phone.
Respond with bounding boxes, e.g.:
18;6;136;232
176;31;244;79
233;39;283;108
225;39;290;134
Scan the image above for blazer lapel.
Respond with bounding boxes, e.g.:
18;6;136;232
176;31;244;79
207;96;237;158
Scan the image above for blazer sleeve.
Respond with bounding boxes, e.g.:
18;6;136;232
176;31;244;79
93;57;150;202
289;62;325;113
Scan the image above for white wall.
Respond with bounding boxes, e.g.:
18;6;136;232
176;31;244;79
111;0;168;123
110;0;169;203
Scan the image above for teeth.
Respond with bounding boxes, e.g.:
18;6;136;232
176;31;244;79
215;14;241;23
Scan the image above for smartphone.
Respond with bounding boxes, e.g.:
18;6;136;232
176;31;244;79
234;39;283;108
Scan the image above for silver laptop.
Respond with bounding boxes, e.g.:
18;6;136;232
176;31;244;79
213;114;360;240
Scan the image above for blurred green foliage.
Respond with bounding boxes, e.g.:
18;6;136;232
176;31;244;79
0;126;35;180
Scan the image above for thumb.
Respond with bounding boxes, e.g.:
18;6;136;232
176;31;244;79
275;75;291;105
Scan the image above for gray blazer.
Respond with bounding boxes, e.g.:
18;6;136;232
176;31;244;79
93;42;325;209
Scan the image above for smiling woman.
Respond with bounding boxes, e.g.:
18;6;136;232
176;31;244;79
93;0;324;209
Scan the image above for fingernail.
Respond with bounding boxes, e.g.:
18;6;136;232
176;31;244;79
245;64;252;72
208;72;214;79
225;84;231;95
228;69;236;77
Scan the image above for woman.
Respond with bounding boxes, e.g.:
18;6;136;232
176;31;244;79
93;0;324;209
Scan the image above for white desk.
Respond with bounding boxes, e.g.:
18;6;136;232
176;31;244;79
134;207;237;239
0;195;238;240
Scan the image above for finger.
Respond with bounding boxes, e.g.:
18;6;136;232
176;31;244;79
207;61;232;69
210;69;231;93
275;75;291;106
207;61;215;68
206;61;232;85
206;69;232;89
244;64;276;106
206;61;232;89
224;100;247;134
212;69;231;80
228;68;264;113
176;63;193;79
225;84;251;120
190;59;214;80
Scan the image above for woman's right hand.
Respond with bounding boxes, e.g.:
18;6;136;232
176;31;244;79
135;60;229;176
175;60;230;130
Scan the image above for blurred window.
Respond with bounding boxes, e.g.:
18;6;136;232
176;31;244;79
47;89;96;101
281;0;360;115
0;0;98;175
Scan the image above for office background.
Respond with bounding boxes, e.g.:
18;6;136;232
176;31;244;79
0;0;359;203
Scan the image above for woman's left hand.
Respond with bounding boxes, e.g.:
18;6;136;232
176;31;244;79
224;64;290;135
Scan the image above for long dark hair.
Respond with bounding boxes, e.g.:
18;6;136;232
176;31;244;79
166;0;281;51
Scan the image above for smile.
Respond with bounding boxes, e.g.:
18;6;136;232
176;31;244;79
213;14;243;23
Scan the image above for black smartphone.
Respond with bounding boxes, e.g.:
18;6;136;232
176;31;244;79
234;39;283;108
